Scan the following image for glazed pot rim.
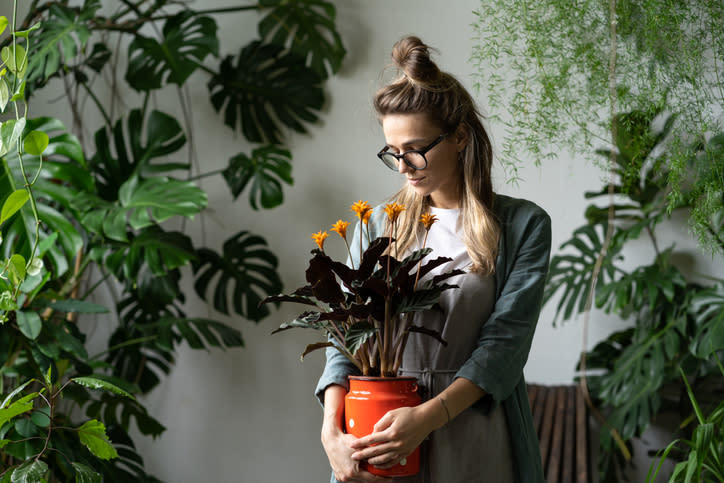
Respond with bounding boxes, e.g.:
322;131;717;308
348;375;418;382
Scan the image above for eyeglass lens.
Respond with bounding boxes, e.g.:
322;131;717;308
379;151;427;170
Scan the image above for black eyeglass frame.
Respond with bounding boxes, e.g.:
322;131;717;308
377;133;448;171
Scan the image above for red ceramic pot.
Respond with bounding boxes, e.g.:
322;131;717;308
345;376;421;477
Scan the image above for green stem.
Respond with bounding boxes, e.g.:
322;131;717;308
90;335;157;360
101;5;262;33
59;254;93;299
645;224;660;256
188;168;225;181
78;268;111;300
79;81;112;127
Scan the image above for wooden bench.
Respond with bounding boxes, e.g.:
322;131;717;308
527;384;591;483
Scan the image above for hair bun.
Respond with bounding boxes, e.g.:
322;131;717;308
391;36;441;85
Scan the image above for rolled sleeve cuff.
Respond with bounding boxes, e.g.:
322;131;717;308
314;351;359;406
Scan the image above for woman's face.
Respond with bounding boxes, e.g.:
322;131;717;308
381;112;465;209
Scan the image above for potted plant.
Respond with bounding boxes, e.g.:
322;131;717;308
264;200;463;476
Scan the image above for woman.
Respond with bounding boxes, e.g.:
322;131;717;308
315;36;551;483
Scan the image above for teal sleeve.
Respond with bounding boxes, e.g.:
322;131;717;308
455;206;552;404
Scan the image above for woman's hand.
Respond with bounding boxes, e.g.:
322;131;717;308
322;423;392;482
322;384;392;482
349;402;445;470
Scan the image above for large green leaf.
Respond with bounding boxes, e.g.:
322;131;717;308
143;317;244;351
193;231;283;321
589;324;674;448
223;145;293;209
544;223;621;324
11;460;48;483
208;41;324;144
15;310;42;340
690;281;724;358
258;0;346;79
83;392;165;438
595;250;688;321
105;227;196;280
119;176;207;229
0;190;29;226
77;419;118;460
76;177;206;241
2;198;81;277
25;1;101;87
126;11;219;91
90;109;187;199
71;463;101;483
72;375;137;399
0;393;37;428
0;118;26;157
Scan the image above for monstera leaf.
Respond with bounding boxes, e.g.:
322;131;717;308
690;281;724;358
193;231;283;321
104;226;196;281
223;145;293;209
91;109;186;199
143;317;244;351
208;41;324;144
258;0;346;78
75;176;207;242
126;11;219;91
25;0;101;88
544;223;622;324
594;327;669;444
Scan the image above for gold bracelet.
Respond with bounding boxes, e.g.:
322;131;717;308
438;396;451;424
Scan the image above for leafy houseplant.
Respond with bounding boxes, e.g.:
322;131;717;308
265;200;463;477
647;365;724;483
0;0;345;480
266;201;462;377
544;107;724;481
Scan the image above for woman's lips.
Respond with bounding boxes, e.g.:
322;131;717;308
407;177;424;186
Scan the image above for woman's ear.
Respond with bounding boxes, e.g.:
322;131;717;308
454;124;469;152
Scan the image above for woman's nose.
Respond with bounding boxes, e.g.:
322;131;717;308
397;158;412;174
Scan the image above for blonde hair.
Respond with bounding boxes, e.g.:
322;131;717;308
374;36;499;274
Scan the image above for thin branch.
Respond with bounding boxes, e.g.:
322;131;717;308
578;0;632;462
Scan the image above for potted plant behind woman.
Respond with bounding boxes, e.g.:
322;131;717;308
265;199;462;476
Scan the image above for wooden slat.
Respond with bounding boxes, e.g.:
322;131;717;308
546;387;566;483
538;385;558;474
532;385;547;436
528;383;540;410
527;383;589;483
561;386;576;483
575;385;589;483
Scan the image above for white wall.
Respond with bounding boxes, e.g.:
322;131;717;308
8;0;723;481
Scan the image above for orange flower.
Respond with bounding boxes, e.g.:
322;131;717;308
351;200;372;220
384;203;406;223
420;213;438;231
330;220;350;239
362;210;373;225
311;231;329;250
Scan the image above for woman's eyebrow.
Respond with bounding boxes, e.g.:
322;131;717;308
385;137;428;149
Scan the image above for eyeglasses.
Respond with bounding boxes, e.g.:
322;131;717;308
377;133;448;171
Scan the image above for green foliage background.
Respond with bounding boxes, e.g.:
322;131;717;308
472;0;723;254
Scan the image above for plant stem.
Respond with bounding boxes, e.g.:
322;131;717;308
188;168;225;181
646;225;660;256
577;0;631;462
413;230;430;291
78;80;112;127
90;335;157;360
